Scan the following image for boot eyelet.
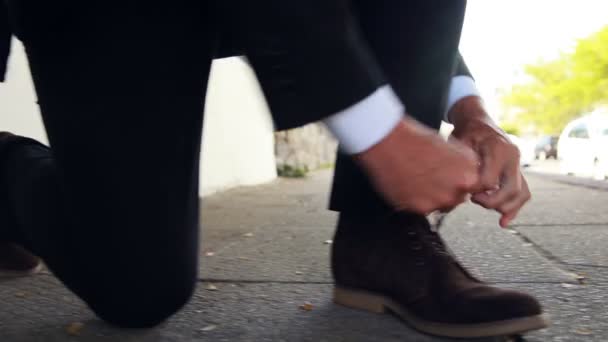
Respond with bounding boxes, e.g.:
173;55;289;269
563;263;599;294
410;242;423;251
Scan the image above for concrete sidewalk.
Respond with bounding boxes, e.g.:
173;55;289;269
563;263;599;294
1;170;607;341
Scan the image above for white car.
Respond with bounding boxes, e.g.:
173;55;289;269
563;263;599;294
507;134;535;167
557;112;608;180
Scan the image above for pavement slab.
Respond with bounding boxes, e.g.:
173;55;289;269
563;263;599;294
3;275;608;342
515;173;608;226
0;275;511;342
200;225;335;283
200;171;579;284
507;283;608;342
200;219;579;284
516;225;608;267
2;169;607;341
440;218;579;283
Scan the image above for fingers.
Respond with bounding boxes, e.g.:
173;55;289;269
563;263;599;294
449;139;484;193
438;193;471;214
478;144;502;190
498;178;531;227
473;152;521;204
404;188;470;215
473;171;531;227
355;118;488;216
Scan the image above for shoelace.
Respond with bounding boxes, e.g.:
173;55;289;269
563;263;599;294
424;212;454;257
428;211;447;233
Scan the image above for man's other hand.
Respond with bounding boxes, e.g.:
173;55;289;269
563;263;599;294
354;117;481;215
450;96;531;228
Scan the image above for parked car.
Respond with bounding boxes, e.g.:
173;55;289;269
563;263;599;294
534;135;559;160
557;112;608;180
507;134;535;167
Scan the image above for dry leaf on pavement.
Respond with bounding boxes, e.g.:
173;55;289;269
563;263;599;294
574;328;592;335
299;302;313;311
66;322;85;336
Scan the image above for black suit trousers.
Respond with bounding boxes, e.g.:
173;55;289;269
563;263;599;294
329;0;467;215
2;1;215;327
1;0;467;328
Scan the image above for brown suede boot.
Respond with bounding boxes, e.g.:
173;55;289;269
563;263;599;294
331;212;549;338
0;242;42;277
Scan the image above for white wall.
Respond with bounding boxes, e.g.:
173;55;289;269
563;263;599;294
0;41;276;196
199;58;277;196
0;41;47;143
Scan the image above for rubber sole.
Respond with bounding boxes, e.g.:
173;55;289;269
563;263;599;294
333;286;550;338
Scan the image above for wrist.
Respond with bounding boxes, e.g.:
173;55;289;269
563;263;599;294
448;96;492;128
354;117;432;163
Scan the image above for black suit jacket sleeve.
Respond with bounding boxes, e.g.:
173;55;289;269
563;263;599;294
454;52;473;79
0;2;11;82
223;1;386;130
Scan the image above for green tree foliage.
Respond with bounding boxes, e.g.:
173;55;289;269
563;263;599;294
502;26;608;134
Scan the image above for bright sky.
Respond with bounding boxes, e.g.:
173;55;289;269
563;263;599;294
460;0;608;120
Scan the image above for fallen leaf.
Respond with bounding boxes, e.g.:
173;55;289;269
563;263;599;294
295;271;303;275
66;322;84;336
299;302;313;311
522;243;533;247
205;283;218;291
574;328;592;335
200;325;217;332
575;274;587;284
243;232;254;237
205;252;215;257
323;240;333;245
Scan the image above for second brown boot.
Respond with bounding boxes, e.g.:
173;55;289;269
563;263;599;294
0;242;42;277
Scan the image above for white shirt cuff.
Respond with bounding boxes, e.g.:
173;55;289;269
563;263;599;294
445;75;480;122
323;85;404;154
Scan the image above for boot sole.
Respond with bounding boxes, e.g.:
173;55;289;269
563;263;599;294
0;263;43;278
333;286;550;338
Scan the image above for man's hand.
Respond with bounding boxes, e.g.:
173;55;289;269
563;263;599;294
449;96;531;227
354;117;482;215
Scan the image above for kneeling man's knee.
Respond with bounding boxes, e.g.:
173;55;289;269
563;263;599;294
90;276;196;328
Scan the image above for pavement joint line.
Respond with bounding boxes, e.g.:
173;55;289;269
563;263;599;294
511;228;586;284
198;278;334;285
195;279;584;285
510;222;608;228
510;229;566;264
563;263;608;269
525;171;608;191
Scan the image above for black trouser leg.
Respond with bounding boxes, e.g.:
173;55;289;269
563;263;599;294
329;0;467;215
3;1;214;328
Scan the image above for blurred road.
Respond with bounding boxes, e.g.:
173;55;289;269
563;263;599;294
525;159;608;193
526;159;562;175
527;158;608;181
